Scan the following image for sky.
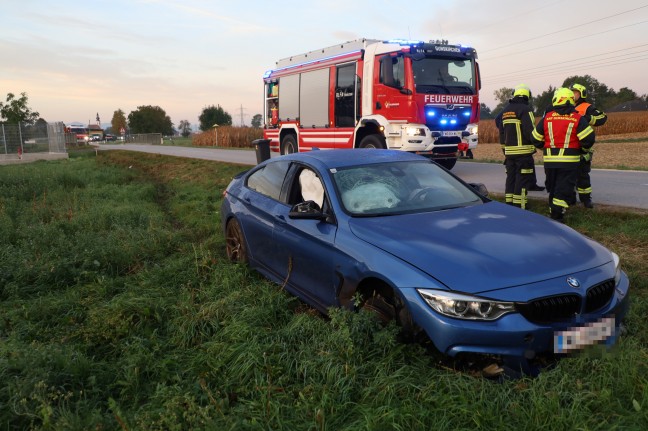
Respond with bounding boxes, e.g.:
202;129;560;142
2;0;648;129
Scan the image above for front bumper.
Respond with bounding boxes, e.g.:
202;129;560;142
400;272;630;362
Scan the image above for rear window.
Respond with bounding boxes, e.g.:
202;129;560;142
246;161;291;201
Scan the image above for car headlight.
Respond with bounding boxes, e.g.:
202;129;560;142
467;124;478;135
417;289;515;321
612;252;621;286
405;127;425;137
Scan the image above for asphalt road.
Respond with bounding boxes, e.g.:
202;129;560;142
99;144;648;210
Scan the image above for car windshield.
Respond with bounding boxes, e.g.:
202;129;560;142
331;160;482;216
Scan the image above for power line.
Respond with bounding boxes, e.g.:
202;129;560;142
480;4;648;54
486;43;648;81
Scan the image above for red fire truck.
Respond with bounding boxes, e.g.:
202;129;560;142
65;125;90;144
262;38;481;169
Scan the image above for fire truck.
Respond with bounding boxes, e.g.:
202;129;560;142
65;125;89;144
262;38;481;169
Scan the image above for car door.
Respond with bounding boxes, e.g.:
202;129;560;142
271;164;340;310
239;160;291;273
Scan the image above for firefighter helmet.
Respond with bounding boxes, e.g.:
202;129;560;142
570;83;587;99
513;84;531;99
552;87;574;107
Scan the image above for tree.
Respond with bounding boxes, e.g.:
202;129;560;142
533;85;556;116
0;92;40;124
111;109;128;135
251;113;262;128
128;105;173;135
178;120;192;137
562;75;610;109
491;87;514;117
199;105;232;131
478;103;493;120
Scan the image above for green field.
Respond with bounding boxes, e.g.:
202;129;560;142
1;151;647;430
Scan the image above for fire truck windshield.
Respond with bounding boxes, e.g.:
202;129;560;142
411;57;475;95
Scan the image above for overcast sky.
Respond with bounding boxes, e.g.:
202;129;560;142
2;0;647;127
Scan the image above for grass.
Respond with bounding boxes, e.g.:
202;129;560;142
1;151;647;430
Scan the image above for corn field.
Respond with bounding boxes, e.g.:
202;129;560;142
191;126;263;147
479;111;648;144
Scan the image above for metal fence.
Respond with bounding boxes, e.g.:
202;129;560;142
1;121;67;156
123;133;163;145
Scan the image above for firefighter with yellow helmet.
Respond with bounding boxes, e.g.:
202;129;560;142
570;83;608;208
532;87;595;222
495;84;538;209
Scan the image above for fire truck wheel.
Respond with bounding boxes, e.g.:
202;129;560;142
436;157;457;170
359;134;386;149
281;135;298;155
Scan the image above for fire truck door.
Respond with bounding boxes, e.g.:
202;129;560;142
334;63;358;147
374;54;411;121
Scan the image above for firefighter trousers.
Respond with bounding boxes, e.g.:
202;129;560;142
545;165;578;220
577;156;593;202
505;154;535;209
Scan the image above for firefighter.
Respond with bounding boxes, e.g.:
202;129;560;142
532;87;595;222
571;83;608;208
495;84;537;208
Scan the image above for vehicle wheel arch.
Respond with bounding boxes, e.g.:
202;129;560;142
224;216;249;264
279;129;298;155
351;277;414;333
354;120;383;148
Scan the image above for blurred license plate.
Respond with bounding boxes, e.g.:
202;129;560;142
442;131;461;136
554;317;615;353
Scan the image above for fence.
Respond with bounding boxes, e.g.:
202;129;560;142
123;133;163;145
1;121;67;156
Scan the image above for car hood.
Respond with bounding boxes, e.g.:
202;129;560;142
347;202;612;294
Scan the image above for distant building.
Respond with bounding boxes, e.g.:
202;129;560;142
87;124;104;140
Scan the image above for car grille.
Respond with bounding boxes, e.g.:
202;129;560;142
516;294;581;324
516;279;616;324
585;279;615;313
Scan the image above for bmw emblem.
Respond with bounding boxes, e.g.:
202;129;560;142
566;277;581;289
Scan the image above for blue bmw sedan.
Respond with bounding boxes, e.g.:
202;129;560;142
221;149;629;374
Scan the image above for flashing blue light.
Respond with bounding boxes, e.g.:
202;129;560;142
263;70;272;79
440;119;448;125
450;119;457;125
426;110;436;117
463;111;471;117
386;39;424;46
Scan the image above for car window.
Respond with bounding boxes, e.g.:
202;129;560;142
246;161;291;200
298;169;324;208
332;160;481;215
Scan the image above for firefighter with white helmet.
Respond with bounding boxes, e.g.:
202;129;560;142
570;83;608;209
531;87;595;222
494;84;539;209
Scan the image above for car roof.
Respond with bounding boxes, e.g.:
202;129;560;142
277;149;428;169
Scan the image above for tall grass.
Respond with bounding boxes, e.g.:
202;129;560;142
1;151;646;430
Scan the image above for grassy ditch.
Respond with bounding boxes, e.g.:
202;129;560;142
1;151;647;430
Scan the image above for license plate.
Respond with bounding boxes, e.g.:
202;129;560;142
442;131;461;137
554;317;615;353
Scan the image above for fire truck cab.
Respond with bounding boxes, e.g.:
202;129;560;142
262;38;480;169
65;125;90;144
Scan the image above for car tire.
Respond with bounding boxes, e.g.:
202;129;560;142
281;134;298;155
359;134;386;149
225;218;248;263
362;294;396;324
436;157;457;170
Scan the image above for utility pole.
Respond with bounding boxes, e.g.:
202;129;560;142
239;104;245;127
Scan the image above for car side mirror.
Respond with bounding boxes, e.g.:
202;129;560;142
289;200;327;220
468;183;489;197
